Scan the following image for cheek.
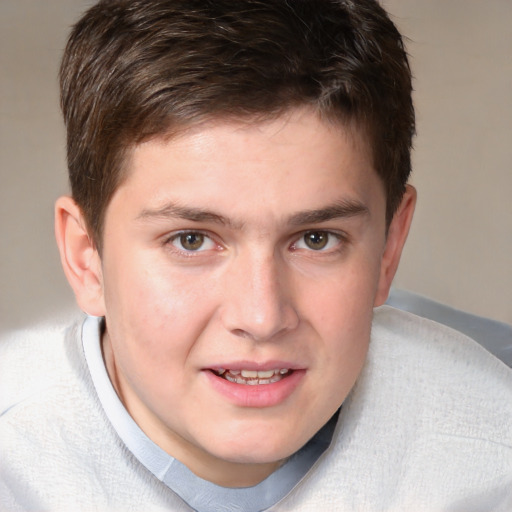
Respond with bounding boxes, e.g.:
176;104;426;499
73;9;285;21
103;257;217;360
107;251;201;313
316;296;372;409
300;253;378;379
304;257;380;329
102;265;216;406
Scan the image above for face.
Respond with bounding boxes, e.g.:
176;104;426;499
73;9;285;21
91;109;401;486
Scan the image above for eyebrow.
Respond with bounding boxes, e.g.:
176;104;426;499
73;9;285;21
137;203;241;229
287;200;370;225
136;199;369;228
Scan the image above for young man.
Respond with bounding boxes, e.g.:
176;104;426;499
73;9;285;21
1;0;511;510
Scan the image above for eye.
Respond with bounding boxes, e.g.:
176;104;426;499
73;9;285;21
293;231;342;252
169;232;216;252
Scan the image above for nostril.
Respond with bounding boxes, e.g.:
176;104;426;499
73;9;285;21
231;328;252;339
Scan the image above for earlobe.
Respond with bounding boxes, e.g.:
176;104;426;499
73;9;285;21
55;196;106;316
374;185;417;307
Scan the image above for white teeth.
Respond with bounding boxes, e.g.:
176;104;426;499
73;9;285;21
241;370;258;378
239;369;287;379
225;374;245;384
255;370;275;379
219;368;291;384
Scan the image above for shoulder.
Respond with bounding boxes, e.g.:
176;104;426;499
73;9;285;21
369;305;512;398
386;288;512;364
368;306;512;440
348;306;512;506
0;319;184;511
281;307;512;510
0;318;85;415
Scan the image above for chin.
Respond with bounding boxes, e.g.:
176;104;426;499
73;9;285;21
204;424;308;465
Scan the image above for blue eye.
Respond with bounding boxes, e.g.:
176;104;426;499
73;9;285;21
170;232;216;252
295;231;341;251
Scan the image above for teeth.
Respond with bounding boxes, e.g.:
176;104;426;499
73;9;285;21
240;369;287;379
255;370;275;379
217;368;291;384
241;370;258;378
225;374;244;384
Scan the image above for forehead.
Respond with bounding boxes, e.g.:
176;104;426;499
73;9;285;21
111;108;383;225
131;108;373;169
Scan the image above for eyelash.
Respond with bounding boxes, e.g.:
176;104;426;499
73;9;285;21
164;231;220;256
163;229;348;257
290;230;347;254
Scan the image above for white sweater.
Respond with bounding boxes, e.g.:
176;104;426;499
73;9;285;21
1;306;511;511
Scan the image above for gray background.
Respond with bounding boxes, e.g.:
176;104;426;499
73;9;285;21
1;0;511;332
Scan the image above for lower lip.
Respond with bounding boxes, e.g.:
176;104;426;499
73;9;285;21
204;370;306;408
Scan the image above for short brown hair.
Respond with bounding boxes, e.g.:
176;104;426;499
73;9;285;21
60;0;414;247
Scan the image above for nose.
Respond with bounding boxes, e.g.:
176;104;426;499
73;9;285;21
220;251;299;342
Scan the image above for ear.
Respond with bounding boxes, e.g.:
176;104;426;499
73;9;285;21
374;185;417;307
55;196;106;316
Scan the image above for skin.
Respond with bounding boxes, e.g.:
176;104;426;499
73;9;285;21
55;108;415;487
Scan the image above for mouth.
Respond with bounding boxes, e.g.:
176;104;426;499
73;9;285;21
204;366;305;407
212;368;292;385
